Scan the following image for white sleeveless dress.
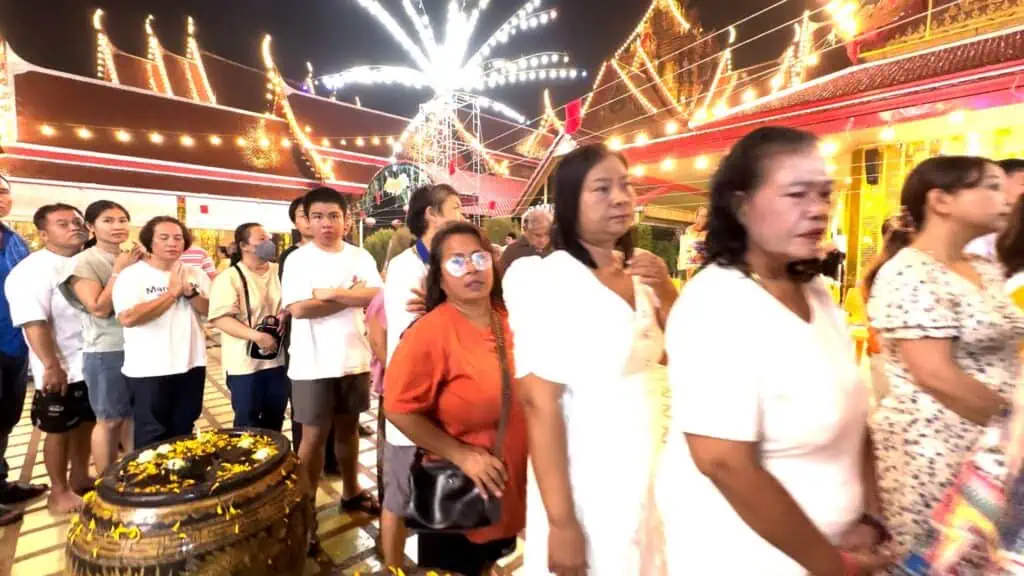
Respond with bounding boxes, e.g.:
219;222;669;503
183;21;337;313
504;251;668;575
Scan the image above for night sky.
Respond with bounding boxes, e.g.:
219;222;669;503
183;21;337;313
0;0;832;119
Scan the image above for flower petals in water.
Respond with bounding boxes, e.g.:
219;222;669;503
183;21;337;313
165;458;186;471
137;449;156;463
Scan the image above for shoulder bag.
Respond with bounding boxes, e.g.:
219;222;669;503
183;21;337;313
401;312;512;532
232;263;282;360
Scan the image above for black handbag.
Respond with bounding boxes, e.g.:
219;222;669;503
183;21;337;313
401;313;512;533
232;264;282;360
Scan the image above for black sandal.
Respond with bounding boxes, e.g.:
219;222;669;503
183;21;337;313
0;481;48;505
340;490;381;516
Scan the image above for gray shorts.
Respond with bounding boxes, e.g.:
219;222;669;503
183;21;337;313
381;442;417;514
83;351;132;420
291;373;371;426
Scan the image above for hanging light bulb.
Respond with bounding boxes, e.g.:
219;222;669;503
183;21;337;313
180;135;195;147
76;127;94;140
115;130;132;143
209;135;223;146
40;125;57;137
149;132;165;144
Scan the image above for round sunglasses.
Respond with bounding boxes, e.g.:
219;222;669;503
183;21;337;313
443;250;493;278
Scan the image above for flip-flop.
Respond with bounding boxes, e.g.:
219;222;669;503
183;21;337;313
0;504;23;527
340;490;381;516
0;481;48;505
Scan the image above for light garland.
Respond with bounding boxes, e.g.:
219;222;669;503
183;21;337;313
145;16;173;96
636;42;684;115
93;9;120;84
609;59;658;115
185;17;217;104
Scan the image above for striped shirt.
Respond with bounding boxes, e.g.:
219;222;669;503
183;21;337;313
179;247;217;279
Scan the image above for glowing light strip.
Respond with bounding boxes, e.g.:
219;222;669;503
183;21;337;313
3;176;310;205
701;49;731;112
610;59;658;115
401;0;439;64
614;1;659;59
145;16;173;96
261;35;334;181
581;61;609;116
353;0;431;72
184;17;216;103
664;0;692;31
641;61;1024;151
543;89;565;131
312;147;392;167
466;0;545;68
637;43;683;114
320;65;431;91
452;117;505;174
93;10;119;84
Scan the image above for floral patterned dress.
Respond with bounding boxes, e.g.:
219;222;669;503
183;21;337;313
867;247;1024;572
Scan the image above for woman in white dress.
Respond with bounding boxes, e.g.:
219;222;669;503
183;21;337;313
505;143;677;575
658;126;890;575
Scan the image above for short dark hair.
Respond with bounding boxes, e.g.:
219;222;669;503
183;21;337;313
139;216;192;252
999;158;1024;177
302;186;347;216
33;203;81;231
407;184;459;238
505;232;517;240
705;126;819;274
424;221;503;312
288;195;306;224
551;144;633;268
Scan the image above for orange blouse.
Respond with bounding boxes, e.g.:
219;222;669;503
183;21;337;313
383;303;527;544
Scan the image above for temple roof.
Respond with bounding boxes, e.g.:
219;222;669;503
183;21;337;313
708;26;1024;126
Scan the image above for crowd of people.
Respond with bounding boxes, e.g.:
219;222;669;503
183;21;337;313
0;124;1021;575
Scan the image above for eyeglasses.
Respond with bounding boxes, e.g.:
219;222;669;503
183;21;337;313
444;251;493;278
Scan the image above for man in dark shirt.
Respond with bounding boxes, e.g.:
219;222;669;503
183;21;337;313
499;208;553;274
0;176;47;525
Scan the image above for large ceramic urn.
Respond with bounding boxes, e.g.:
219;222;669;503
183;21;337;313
66;429;313;575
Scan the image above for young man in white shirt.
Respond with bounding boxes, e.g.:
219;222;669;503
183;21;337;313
379;183;462;568
282;187;382;543
966;158;1024;260
6;204;92;515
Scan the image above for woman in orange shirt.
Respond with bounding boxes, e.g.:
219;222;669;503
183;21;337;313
383;221;527;575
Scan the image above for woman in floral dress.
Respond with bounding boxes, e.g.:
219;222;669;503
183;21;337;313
868;156;1024;571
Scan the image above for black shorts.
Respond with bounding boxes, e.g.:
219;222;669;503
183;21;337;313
31;381;96;434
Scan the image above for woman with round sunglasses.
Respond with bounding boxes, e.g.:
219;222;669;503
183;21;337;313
383;221;528;575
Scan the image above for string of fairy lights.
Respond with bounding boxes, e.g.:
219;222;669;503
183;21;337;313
30;122;405;152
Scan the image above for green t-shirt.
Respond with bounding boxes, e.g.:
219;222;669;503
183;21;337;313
66;247;124;352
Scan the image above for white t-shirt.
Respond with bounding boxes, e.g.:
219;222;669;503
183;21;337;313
5;249;85;389
281;242;382;381
965;233;997;260
658;264;868;575
381;246;428;445
112;261;211;378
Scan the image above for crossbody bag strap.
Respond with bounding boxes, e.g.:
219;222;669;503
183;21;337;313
490;312;512;461
232;263;253;328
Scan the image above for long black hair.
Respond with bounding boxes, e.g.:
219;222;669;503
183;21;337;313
704;126;820;276
232;222;261;265
423;221;503;314
551;143;634;268
863;213;914;297
82;200;130;250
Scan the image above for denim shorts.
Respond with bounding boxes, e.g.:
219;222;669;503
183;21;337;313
83;351;132;420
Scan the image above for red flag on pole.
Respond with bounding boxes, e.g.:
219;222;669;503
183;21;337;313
565;98;582;135
448;157;457;175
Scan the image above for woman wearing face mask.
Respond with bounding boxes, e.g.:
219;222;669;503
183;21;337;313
868;156;1022;570
208;223;287;431
65;200;145;475
659;127;886;575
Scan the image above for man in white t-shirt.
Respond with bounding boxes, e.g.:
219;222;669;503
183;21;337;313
378;183;463;568
281;187;382;537
5;204;92;515
966;158;1024;260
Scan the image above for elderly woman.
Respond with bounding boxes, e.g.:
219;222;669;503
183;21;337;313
659;126;887;575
